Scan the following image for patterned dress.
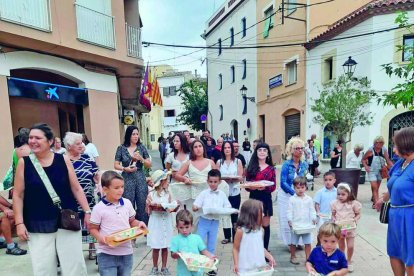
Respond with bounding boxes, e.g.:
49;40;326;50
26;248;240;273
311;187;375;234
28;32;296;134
115;144;150;224
71;154;98;243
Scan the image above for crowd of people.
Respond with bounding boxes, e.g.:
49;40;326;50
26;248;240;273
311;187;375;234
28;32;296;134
1;124;414;276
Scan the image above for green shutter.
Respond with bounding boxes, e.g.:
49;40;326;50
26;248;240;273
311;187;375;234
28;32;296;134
263;17;271;38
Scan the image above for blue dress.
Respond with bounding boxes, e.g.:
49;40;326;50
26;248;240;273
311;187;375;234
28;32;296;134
387;159;414;266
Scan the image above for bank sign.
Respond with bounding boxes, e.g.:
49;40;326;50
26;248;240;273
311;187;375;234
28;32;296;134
269;74;283;89
8;77;88;105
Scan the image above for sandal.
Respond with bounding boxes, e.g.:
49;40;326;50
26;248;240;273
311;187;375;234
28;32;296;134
290;257;300;265
221;239;230;244
88;250;97;260
6;245;27;256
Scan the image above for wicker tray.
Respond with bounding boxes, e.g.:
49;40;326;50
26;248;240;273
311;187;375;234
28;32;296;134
239;265;274;276
240;181;274;189
105;227;148;247
336;219;357;231
178;252;219;273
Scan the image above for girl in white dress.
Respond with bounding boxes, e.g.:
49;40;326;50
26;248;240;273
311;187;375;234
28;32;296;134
233;199;276;274
146;170;176;276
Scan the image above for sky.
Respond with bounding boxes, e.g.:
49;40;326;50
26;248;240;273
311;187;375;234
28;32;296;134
139;0;226;77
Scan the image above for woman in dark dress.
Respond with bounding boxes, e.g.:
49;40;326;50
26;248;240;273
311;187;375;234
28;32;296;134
330;140;343;169
245;142;276;251
114;126;151;224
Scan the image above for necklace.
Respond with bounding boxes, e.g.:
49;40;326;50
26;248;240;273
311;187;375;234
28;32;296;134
402;159;413;171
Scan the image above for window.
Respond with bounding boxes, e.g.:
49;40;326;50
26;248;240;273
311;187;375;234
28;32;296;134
164;110;176;117
403;35;414;62
218;38;222;55
150;134;155;142
219;74;223;90
287;0;297;15
241;17;246;38
163;86;176;96
230;66;235;83
242;59;247;79
286;60;297;85
219;105;223;121
323;57;334;82
230;28;234;46
263;6;274;38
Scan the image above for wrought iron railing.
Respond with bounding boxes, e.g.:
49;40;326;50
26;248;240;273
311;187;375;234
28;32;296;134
126;23;141;58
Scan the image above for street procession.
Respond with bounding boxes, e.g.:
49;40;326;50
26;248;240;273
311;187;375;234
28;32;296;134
0;0;414;275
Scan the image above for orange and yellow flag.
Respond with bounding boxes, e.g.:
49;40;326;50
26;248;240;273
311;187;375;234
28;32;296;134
151;78;163;106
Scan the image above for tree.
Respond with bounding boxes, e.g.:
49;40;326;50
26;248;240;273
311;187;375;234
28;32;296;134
177;79;208;131
379;11;414;109
311;75;376;167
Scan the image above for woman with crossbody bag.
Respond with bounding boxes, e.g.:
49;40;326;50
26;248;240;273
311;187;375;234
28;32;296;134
13;123;91;276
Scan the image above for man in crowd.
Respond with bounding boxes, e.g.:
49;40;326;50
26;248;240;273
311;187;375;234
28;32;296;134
159;138;167;169
157;133;164;144
201;130;216;146
311;134;322;176
183;130;191;145
211;137;223;162
233;141;246;169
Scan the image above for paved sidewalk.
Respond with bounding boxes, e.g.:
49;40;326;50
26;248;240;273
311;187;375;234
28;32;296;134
0;152;393;275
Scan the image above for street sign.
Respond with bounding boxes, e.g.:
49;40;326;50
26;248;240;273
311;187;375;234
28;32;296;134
269;74;283;89
200;114;207;123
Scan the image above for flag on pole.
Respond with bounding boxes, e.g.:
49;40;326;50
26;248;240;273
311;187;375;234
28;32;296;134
139;64;151;111
151;78;163;106
146;67;153;97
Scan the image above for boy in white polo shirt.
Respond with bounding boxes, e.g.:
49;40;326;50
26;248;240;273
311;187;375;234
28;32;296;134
89;171;147;276
193;169;231;258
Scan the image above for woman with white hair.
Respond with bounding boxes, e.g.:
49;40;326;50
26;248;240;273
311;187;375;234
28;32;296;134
64;132;100;260
278;137;309;250
362;136;393;208
346;144;364;169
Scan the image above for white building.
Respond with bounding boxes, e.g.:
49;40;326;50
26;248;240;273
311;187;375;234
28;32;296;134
157;70;201;138
305;1;414;159
203;0;257;142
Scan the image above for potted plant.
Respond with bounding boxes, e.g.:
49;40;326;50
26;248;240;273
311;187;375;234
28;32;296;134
311;75;376;197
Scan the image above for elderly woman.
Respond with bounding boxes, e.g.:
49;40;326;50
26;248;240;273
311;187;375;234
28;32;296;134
278;137;308;248
64;132;99;260
13;123;91;275
346;144;364;169
376;128;414;275
362;136;393;208
52;137;66;154
114;126;151;224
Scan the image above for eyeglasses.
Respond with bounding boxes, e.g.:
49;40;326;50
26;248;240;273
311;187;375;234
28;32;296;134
294;147;305;151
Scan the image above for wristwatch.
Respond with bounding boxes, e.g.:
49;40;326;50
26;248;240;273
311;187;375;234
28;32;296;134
85;210;92;214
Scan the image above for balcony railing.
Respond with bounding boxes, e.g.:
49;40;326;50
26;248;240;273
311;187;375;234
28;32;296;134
0;0;51;31
126;23;142;58
75;3;115;49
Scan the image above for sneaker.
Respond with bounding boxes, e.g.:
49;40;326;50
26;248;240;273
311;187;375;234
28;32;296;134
6;244;27;256
160;267;171;276
149;267;158;276
348;263;354;273
207;270;217;276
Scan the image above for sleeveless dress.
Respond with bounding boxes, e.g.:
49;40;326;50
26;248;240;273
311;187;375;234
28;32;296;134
238;227;266;273
147;190;174;249
387;159;414;266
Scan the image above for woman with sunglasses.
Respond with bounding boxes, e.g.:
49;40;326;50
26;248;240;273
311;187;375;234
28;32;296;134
278;137;309;248
245;142;276;251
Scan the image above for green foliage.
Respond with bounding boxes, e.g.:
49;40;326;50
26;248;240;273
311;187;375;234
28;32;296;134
379;11;414;109
176;79;208;131
311;75;376;142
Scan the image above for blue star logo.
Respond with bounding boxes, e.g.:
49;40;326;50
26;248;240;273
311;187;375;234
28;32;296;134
45;87;59;100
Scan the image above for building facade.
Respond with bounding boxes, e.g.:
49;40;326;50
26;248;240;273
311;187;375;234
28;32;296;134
0;0;146;174
255;0;371;163
204;0;258;142
305;1;414;159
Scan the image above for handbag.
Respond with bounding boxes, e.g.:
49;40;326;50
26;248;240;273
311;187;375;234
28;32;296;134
380;165;389;179
379;201;390;224
29;154;81;231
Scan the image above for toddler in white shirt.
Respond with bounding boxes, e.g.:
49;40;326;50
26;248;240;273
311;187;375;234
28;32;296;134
287;176;317;265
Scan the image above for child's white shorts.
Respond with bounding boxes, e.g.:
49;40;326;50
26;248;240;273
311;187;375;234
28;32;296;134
291;232;312;245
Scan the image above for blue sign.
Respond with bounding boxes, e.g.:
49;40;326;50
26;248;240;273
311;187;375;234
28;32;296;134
8;77;88;105
200;114;207;123
269;74;283;89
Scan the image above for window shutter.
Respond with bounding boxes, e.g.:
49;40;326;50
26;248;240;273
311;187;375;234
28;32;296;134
285;113;300;144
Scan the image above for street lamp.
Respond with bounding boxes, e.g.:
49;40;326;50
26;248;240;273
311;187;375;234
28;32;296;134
342;56;357;77
240;85;255;115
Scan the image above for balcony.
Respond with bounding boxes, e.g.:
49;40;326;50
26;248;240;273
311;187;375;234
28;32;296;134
126;23;142;58
75;3;115;49
0;0;51;31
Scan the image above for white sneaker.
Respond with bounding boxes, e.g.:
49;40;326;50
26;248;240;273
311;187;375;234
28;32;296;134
149;267;158;276
348;264;354;273
160;267;171;276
